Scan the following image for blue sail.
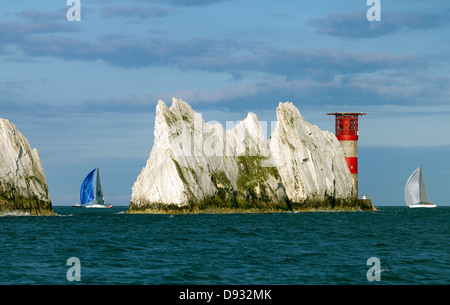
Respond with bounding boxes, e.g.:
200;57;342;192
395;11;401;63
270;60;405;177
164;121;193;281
80;169;96;205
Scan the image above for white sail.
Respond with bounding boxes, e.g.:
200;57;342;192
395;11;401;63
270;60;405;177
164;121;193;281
95;168;105;205
405;167;420;206
405;166;431;206
418;167;430;204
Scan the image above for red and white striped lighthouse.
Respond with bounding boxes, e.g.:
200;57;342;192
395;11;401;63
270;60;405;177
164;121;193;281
326;113;367;195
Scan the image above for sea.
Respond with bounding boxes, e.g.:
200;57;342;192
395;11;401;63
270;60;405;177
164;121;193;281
0;206;448;286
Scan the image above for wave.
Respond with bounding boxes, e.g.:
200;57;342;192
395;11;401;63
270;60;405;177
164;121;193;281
0;211;32;217
0;211;74;217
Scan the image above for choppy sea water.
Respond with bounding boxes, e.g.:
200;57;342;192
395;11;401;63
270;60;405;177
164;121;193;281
0;206;448;285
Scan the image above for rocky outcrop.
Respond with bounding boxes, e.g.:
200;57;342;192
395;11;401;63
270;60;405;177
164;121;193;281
129;98;287;212
129;98;371;213
0;119;53;215
269;102;357;209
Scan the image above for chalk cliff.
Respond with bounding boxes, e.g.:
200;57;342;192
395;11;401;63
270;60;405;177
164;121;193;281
0;119;53;215
129;98;287;212
129;98;368;213
269;102;356;209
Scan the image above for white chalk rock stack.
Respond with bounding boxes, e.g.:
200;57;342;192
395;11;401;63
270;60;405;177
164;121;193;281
0;118;53;215
130;98;360;212
269;102;354;204
130;98;286;210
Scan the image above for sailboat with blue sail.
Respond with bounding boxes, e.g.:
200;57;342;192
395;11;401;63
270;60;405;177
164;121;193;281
73;168;112;208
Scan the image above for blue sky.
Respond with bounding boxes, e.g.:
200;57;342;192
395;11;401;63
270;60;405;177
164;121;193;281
1;0;449;206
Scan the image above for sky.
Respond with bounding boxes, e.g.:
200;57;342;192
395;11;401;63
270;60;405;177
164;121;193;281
1;0;449;206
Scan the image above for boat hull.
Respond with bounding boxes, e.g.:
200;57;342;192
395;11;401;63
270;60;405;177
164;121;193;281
409;204;437;208
85;204;112;208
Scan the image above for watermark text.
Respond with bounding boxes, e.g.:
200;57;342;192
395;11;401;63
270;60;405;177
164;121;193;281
66;257;81;281
366;257;381;281
367;0;381;22
66;0;81;22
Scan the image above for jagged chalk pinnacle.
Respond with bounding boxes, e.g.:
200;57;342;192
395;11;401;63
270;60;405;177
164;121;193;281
0;118;53;215
129;98;362;213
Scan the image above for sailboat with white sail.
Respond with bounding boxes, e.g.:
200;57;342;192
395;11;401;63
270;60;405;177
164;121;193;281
73;168;112;208
404;166;436;208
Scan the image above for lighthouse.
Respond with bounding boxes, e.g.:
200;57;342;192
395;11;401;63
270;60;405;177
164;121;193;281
326;113;367;195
